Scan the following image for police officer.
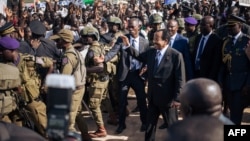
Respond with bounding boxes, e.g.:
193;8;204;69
0;36;52;137
83;26;109;138
219;15;250;125
183;17;199;54
0;22;16;38
148;13;163;47
49;29;90;141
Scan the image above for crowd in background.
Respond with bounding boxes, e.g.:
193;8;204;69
1;0;250;141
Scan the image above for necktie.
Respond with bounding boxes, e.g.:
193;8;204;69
195;37;205;70
130;39;137;71
233;37;237;45
169;38;174;47
154;51;161;74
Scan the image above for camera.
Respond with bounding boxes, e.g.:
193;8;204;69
45;74;76;141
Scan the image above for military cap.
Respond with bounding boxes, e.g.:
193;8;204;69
0;36;20;50
227;15;246;26
50;29;74;43
0;22;16;35
80;26;100;41
149;13;163;24
29;20;46;35
184;17;198;25
193;14;203;21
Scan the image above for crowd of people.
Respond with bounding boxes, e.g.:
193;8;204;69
1;0;250;141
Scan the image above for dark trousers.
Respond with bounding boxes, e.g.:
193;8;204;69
227;90;249;125
145;103;178;141
118;70;147;126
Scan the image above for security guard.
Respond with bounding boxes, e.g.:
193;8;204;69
0;36;52;137
83;26;109;138
220;15;250;125
49;29;90;141
148;13;163;46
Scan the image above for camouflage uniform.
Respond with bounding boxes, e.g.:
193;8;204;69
17;53;53;137
0;63;20;125
83;26;109;137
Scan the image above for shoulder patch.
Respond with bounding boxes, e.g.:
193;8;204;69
62;57;69;65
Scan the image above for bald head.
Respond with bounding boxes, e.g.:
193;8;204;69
180;78;222;117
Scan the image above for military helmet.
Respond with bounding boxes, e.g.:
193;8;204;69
107;16;122;28
149;13;163;24
80;26;100;41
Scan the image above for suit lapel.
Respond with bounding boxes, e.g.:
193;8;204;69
139;36;144;53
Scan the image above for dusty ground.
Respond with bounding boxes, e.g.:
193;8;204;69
83;89;250;141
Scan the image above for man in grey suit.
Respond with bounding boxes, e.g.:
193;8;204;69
96;18;149;134
123;29;186;141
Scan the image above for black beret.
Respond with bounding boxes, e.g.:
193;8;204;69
29;20;46;35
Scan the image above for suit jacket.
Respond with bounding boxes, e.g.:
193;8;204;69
192;33;223;81
126;47;186;107
104;34;149;81
172;34;193;80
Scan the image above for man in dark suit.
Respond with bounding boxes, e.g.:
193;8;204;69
167;19;193;81
220;15;250;124
96;18;149;134
192;16;222;81
123;29;185;141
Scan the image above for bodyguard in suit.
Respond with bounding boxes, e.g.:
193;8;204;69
124;29;185;141
192;16;223;81
220;15;250;124
167;19;193;81
97;18;149;134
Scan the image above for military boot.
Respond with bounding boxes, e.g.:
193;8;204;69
107;113;118;125
89;126;107;138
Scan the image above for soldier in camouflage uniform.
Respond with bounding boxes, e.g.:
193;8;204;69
83;26;110;138
50;29;91;141
100;16;124;125
0;36;52;137
148;13;163;47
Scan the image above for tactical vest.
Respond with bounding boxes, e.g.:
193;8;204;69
0;63;19;116
18;54;41;102
64;47;86;87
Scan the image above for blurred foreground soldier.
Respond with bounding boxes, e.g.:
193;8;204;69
0;63;20;125
219;15;250;125
166;116;224;141
49;29;90;140
180;78;234;125
0;36;53;137
183;17;198;54
148;13;163;46
0;121;46;141
83;26;110;138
